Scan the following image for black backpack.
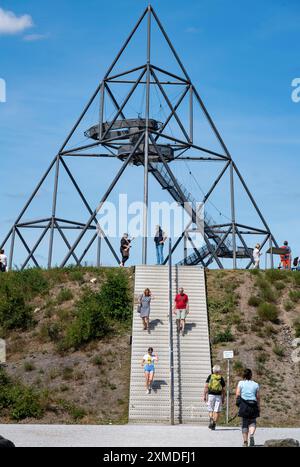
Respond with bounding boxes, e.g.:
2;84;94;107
0;435;15;448
293;257;299;267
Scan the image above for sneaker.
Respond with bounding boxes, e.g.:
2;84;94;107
211;422;216;431
208;418;214;430
243;441;248;448
249;436;255;447
146;389;150;395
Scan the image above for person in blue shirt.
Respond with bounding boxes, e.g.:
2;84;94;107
236;368;260;448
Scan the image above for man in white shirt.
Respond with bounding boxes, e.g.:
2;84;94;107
253;244;262;269
0;249;8;272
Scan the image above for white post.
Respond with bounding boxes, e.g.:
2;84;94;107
226;358;230;424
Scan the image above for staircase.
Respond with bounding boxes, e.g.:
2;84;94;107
128;265;211;424
149;162;233;265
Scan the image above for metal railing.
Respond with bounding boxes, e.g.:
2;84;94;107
168;238;175;425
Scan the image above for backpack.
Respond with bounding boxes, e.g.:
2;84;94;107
293;257;299;267
208;374;223;393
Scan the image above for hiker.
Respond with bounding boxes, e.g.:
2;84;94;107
138;288;153;332
236;368;260;447
280;241;292;270
0;249;7;273
120;233;133;267
253;243;262;269
292;256;300;271
154;225;167;265
203;365;226;431
173;288;189;336
141;347;158;395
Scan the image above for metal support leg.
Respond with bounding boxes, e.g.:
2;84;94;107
230;162;237;269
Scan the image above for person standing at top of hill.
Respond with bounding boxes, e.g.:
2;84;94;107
120;233;133;267
154;225;167;265
236;368;260;448
203;365;226;431
173;288;189;336
0;249;7;273
253;244;262;269
280;241;292;270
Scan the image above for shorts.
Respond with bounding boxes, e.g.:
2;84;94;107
207;394;223;413
176;309;188;320
144;365;155;373
241;418;257;433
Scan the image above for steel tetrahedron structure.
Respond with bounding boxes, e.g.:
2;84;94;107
1;5;278;269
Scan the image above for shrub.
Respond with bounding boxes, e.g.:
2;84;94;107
56;288;73;304
233;360;245;376
284;301;294;312
92;355;103;366
257;303;279;323
0;368;44;421
264;325;278;337
274;281;285;291
273;345;285;358
265;269;287;282
63;291;111;350
40;322;62;342
289;291;300;303
68;269;84;283
24;361;36;372
213;327;234;344
248;296;261;307
249;269;260;277
0;288;33;331
255;278;277;303
255;352;268;365
292;273;300;288
99;270;132;321
293;319;300;338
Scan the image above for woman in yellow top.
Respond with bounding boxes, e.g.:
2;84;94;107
141;347;158;395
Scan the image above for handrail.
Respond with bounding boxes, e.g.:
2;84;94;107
168;238;175;425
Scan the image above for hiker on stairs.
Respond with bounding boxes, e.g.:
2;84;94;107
173;288;189;336
141;347;158;395
203;365;226;431
138;288;152;332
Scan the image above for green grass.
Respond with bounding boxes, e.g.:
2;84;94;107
248;296;262;307
273;345;285;358
0;367;45;421
257;302;279;323
56;288;74;304
293;318;300;338
212;327;234;344
289;290;300;304
23;361;36;372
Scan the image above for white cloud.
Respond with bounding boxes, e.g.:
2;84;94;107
23;33;48;42
0;7;33;35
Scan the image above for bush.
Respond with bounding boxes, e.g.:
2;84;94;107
265;269;287;282
0;287;33;331
284;301;294;312
274;281;285;291
56;288;73;304
233;360;245;376
257;303;279;323
255;278;277;303
24;361;36;372
213;327;234;344
289;291;300;303
0;368;44;421
273;345;285;358
293;319;300;338
99;270;132;321
248;296;261;307
63;291;111;350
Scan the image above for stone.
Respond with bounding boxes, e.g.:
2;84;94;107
264;439;299;448
90;278;97;284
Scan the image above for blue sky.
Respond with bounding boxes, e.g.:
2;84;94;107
0;0;299;268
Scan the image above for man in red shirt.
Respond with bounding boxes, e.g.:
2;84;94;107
173;288;189;336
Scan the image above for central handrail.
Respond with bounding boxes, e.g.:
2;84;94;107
168;238;175;425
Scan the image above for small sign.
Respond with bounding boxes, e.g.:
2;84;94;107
0;339;6;364
223;350;234;360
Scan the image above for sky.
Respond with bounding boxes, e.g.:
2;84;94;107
0;0;299;268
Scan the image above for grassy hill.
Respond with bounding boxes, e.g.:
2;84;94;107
0;267;299;426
